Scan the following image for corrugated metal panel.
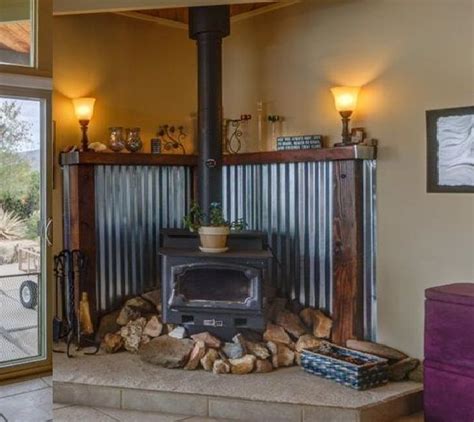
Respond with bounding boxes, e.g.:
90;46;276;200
222;162;333;312
223;160;376;339
94;165;191;313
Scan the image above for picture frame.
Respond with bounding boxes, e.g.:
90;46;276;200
426;106;474;193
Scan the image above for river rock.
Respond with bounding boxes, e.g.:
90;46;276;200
143;315;163;338
295;334;322;352
185;340;206;370
120;317;146;353
230;354;256;374
275;310;307;338
201;348;220;371
117;297;155;325
245;340;270;360
265;297;288;322
408;363;424;382
139;335;194;368
312;310;332;339
346;339;408;361
213;359;231;374
141;289;162;310
388;358;420;381
97;310;121;340
267;341;295;368
222;342;245;359
169;326;187;339
263;323;291;345
255;359;273;373
102;333;123;353
191;331;222;349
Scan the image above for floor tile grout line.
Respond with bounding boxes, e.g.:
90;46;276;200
0;385;50;400
93;406;122;422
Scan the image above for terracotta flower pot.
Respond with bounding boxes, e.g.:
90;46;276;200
198;226;230;253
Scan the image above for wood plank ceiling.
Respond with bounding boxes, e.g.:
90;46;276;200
0;22;30;53
134;3;276;24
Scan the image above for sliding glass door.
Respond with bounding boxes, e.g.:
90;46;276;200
0;85;51;377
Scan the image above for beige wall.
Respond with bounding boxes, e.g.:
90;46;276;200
224;0;474;358
52;13;197;251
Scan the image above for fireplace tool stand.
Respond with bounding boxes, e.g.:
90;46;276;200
53;249;99;357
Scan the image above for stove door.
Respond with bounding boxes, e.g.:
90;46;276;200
169;263;261;311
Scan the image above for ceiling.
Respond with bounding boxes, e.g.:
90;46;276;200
0;21;30;53
133;3;276;25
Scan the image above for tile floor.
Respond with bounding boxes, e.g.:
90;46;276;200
0;376;52;422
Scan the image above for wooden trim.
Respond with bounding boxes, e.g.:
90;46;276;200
67;165;98;328
60;151;198;167
332;161;365;345
60;146;375;168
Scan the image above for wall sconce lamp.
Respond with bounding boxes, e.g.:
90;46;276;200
72;97;96;151
330;86;361;145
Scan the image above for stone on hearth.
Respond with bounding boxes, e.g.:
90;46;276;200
232;333;247;351
117;297;155;325
312;310;333;339
295;334;322;353
229;354;256;374
102;332;123;353
263;323;291;345
141;289;161;308
168;326;187;339
213;359;231;374
299;307;316;328
245;340;270;360
139;335;194;369
265;297;288;322
165;324;176;334
185;340;206;370
388;358;420;381
408;362;424;382
140;335;151;346
295;351;302;366
346;339;408;361
143;315;163;338
120;317;146;353
275;310;307;338
97;310;121;340
254;359;273;373
191;331;222;349
288;299;305;315
222;342;245;359
201;348;220;371
267;341;295;368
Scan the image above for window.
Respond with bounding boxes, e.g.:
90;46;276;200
0;0;35;67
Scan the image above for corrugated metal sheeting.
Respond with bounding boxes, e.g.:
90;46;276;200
94;165;192;312
91;161;376;339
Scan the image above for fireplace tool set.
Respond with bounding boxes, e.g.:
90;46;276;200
53;249;99;357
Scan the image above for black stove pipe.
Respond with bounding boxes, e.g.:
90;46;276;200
189;6;230;219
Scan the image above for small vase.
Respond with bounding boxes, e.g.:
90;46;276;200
125;127;143;152
198;226;230;253
108;127;125;152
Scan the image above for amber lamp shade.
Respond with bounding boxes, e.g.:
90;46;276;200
330;86;360;145
72;97;96;151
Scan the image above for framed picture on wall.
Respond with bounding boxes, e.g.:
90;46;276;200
427;106;474;193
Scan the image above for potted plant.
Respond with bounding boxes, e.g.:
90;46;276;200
183;202;246;253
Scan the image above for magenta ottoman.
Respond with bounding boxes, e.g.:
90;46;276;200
424;283;474;421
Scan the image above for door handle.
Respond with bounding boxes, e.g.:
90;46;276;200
45;218;53;247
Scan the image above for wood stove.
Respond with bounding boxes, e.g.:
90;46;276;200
160;231;272;338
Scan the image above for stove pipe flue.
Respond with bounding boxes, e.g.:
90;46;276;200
189;6;230;219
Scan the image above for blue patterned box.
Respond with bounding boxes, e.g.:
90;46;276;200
300;342;389;390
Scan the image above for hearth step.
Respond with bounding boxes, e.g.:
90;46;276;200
53;354;422;422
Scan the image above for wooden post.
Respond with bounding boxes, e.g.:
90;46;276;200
66;165;98;328
332;160;364;345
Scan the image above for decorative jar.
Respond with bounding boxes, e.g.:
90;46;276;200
125;127;143;152
108;127;125;152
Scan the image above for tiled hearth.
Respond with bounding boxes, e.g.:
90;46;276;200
53;352;422;422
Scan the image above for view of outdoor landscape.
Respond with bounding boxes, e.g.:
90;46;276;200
0;96;41;365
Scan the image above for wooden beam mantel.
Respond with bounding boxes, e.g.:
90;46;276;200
60;145;375;167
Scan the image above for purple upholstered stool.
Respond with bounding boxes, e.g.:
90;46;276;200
424;283;474;422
